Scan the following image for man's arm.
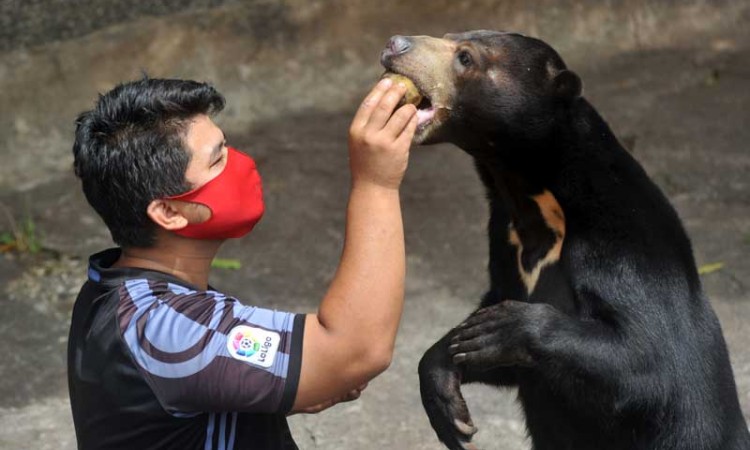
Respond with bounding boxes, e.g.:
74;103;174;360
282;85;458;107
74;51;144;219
291;78;417;410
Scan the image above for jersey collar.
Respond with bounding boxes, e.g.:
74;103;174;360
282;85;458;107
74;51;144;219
87;248;204;291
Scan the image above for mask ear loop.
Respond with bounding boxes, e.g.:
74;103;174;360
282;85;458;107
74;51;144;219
163;183;217;232
178;200;215;227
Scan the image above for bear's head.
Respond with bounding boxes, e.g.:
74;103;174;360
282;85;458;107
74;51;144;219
381;30;582;155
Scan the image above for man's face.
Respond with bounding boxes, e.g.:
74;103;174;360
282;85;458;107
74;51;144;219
168;114;228;224
184;114;228;188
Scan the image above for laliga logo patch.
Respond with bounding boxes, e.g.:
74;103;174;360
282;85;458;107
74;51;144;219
227;325;280;368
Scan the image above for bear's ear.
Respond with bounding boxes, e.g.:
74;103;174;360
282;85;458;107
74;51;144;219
552;70;582;100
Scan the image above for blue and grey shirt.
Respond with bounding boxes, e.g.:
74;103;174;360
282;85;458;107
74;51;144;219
68;248;305;449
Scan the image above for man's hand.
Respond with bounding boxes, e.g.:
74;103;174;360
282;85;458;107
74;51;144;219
291;384;368;415
348;78;418;190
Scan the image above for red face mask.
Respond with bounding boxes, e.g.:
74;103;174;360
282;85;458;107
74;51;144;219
166;147;265;240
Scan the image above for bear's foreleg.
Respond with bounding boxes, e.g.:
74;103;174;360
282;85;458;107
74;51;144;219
447;299;665;414
419;318;520;450
448;300;553;368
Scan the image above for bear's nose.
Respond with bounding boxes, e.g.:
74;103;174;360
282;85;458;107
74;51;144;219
381;35;413;67
385;35;412;56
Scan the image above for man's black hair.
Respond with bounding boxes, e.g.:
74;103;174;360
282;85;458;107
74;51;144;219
73;78;225;248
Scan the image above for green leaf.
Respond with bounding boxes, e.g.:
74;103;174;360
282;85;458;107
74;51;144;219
698;262;724;275
211;258;242;270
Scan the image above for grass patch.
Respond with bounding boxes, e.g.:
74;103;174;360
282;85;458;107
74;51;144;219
0;203;42;254
211;258;242;270
698;262;724;275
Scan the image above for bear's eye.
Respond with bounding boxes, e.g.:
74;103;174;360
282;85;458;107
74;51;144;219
457;50;473;67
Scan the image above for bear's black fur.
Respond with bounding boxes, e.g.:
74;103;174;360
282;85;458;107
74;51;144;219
381;31;750;450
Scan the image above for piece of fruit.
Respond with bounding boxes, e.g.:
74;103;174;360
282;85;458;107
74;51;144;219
381;72;423;107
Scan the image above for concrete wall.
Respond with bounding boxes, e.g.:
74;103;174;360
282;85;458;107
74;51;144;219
1;0;747;190
0;0;242;51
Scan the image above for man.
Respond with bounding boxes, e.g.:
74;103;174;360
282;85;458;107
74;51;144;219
68;77;417;449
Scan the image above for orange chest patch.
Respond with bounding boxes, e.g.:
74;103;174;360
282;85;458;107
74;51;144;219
508;190;566;295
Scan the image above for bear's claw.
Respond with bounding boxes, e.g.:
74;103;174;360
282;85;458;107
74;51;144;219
454;418;478;436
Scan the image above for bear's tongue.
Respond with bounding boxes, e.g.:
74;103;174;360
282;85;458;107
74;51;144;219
416;107;435;126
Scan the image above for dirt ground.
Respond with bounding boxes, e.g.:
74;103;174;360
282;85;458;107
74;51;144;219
0;1;748;449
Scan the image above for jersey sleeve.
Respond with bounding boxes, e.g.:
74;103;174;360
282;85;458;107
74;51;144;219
116;278;305;416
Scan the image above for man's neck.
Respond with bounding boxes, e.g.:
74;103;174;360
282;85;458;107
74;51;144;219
114;234;223;290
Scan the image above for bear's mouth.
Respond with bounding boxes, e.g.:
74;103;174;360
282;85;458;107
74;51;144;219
379;69;445;143
381;71;435;128
415;95;435;129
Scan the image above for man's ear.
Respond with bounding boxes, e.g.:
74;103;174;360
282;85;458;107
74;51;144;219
553;70;582;100
146;199;189;231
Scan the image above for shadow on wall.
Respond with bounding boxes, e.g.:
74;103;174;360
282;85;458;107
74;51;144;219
0;0;747;191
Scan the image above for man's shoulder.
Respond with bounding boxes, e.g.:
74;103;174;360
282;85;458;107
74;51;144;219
116;277;233;333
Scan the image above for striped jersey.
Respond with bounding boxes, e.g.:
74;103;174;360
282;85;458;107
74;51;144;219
68;248;305;449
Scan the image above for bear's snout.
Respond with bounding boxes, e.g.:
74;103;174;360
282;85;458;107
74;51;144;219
381;35;412;64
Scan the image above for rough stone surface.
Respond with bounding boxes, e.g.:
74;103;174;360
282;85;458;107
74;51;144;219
0;1;748;449
0;0;243;52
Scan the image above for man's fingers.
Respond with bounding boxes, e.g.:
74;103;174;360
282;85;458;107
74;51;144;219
394;113;418;147
383;104;417;138
366;83;408;130
351;78;393;131
299;399;334;414
295;382;368;414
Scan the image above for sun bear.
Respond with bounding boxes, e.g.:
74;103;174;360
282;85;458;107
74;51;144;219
380;31;750;450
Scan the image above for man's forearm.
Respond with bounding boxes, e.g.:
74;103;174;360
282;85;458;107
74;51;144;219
318;182;405;369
